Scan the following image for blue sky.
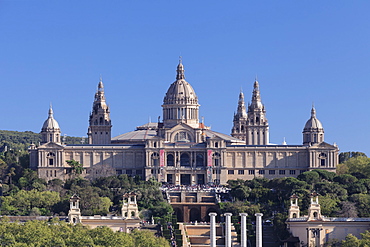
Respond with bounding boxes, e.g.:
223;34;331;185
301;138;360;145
1;1;370;155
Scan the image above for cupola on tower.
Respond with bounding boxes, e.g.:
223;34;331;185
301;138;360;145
303;107;324;145
231;90;248;141
162;59;200;128
245;80;269;145
41;105;61;144
88;78;112;144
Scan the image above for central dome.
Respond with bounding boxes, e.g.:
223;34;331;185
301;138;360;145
162;60;200;128
163;62;198;105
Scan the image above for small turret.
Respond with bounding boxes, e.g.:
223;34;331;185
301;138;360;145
303;106;324;145
122;192;140;219
68;194;81;224
41;105;61;144
288;194;300;219
308;192;322;220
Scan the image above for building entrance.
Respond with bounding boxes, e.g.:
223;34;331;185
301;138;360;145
197;174;205;184
181;174;191;185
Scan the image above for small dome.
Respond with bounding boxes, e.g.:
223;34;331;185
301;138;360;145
42;106;60;130
304;107;323;130
163;61;198;105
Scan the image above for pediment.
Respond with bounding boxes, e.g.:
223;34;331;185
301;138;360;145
38;142;64;149
169;123;195;133
309;142;337;149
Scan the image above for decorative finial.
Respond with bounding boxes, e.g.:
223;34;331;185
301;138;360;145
100;74;102;82
255;74;258;82
179;56;182;64
49;103;53;117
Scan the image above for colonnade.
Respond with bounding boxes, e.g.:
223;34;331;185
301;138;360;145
208;212;263;247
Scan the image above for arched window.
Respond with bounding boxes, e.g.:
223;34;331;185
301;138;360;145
196;154;204;167
319;153;327;167
167;154;174;166
313;212;318;218
174;131;192;142
151;153;159;166
213;152;221;166
180;153;190;167
47;152;55;166
292;213;297;218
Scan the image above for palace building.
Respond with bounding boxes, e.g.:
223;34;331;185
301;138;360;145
29;61;339;185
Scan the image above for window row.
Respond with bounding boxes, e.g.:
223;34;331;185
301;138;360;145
227;169;307;175
116;169;143;175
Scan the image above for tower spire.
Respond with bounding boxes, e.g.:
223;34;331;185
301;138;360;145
88;78;112;144
245;79;269;145
231;88;248;141
176;57;185;80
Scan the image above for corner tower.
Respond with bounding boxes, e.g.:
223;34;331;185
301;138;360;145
245;80;269;145
303;107;324;145
231;90;248;141
88;78;112;144
41;105;61;144
162;59;200;128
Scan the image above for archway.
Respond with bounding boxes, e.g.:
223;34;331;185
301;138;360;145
174;208;183;222
189;208;201;222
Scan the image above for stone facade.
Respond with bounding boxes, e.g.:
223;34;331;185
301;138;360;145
286;194;370;246
29;61;339;184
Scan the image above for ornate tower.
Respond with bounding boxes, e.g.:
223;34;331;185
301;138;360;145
88;78;112;144
307;192;322;220
303;107;324;145
68;194;81;224
231;90;248;141
41;105;61;144
122;192;139;219
162;59;200;128
288;194;300;218
245;80;269;145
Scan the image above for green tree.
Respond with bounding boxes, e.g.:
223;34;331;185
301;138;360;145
66;160;84;175
341;234;360;247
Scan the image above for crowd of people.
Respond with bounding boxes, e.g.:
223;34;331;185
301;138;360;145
161;184;230;193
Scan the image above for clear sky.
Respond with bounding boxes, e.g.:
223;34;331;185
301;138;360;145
1;1;370;155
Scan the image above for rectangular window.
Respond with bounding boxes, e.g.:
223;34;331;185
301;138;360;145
248;170;255;175
269;170;275;175
238;170;244;175
49;159;54;166
228;170;234;174
289;170;296;175
136;169;142;175
300;170;306;174
126;169;132;175
279;170;286;175
116;169;122;175
258;170;265;175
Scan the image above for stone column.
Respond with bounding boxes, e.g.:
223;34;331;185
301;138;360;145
255;213;263;247
209;212;217;247
225;213;232;247
239;213;248;247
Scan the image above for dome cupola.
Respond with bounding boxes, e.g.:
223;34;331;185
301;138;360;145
303;106;324;145
162;59;200;128
41;105;61;144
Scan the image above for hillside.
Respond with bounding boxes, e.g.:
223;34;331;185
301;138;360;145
0;130;83;151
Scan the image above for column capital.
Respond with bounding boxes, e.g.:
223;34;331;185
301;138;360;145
239;213;248;217
224;212;233;217
255;213;263;217
209;212;217;217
